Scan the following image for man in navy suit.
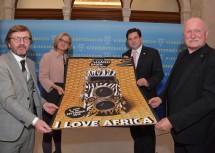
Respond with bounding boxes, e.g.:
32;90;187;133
149;17;215;153
122;28;164;153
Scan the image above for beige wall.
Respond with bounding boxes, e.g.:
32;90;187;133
16;0;179;12
0;0;4;19
202;0;215;48
131;0;179;12
17;0;64;8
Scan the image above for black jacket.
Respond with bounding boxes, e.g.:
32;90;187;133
161;44;215;144
122;45;164;99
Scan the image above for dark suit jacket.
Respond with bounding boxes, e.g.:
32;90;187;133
122;45;164;99
161;44;215;144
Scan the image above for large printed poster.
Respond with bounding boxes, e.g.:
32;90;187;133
51;58;158;129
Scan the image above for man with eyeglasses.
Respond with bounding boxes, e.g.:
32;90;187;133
0;24;59;153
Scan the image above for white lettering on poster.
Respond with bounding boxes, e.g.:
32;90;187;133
53;117;154;128
71;120;99;127
103;117;153;126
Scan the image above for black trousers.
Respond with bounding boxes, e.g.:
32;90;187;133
130;125;155;153
42;83;64;153
174;132;215;153
42;111;62;153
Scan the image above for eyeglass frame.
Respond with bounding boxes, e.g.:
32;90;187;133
10;36;31;43
58;38;70;45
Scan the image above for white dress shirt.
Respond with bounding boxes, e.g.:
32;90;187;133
12;52;38;126
132;45;142;67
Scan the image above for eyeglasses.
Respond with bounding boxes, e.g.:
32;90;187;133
10;36;31;43
59;39;70;45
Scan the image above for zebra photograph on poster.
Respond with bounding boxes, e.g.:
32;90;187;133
51;57;158;129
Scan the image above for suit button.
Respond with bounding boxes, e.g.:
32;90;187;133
20;120;25;124
27;97;30;100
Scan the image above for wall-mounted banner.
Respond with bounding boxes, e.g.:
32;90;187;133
51;58;158;129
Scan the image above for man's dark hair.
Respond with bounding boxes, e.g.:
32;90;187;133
126;28;142;39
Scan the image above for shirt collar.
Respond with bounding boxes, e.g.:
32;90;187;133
52;50;64;58
132;45;142;54
11;51;26;63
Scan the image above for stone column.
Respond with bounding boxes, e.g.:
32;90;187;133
202;0;215;48
190;0;202;17
180;11;191;24
0;0;5;20
179;0;191;23
63;0;74;20
4;0;16;19
121;0;132;22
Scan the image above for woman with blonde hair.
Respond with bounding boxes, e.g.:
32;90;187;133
39;32;72;153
